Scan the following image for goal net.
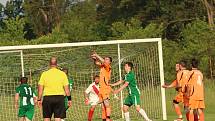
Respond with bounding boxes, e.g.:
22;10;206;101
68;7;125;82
0;38;166;121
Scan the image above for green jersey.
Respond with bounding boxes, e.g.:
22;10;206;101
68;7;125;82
69;79;73;91
124;71;140;95
65;78;73;110
15;84;36;107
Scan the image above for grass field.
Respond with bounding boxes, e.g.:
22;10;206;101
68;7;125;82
95;79;215;121
0;79;214;121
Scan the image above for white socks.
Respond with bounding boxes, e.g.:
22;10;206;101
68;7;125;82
124;112;130;121
139;109;151;121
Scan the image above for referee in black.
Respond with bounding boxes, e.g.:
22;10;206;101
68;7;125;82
38;57;72;121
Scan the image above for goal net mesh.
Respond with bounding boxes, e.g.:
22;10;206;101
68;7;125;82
0;40;163;121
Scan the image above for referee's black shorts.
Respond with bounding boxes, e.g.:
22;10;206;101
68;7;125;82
42;95;66;118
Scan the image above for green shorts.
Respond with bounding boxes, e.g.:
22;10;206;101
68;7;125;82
18;105;34;120
124;94;141;106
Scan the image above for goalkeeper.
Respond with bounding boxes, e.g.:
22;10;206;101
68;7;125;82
91;51;112;121
84;75;100;121
15;77;37;121
110;62;152;121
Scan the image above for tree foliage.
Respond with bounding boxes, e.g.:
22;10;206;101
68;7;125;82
0;0;215;79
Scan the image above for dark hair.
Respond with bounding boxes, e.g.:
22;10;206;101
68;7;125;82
105;56;112;62
179;60;187;68
93;75;99;80
191;59;199;68
61;68;68;75
125;62;133;70
20;77;28;84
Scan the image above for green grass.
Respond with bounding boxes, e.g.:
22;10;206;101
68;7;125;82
0;80;214;121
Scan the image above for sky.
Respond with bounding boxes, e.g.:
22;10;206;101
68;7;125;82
0;0;8;6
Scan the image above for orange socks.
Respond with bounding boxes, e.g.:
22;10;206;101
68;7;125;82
189;113;194;121
175;106;182;117
106;107;111;118
199;112;204;121
102;107;107;119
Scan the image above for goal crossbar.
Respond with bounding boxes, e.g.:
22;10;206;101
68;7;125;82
0;38;167;120
0;38;161;51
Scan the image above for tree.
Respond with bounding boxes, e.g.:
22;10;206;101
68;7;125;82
110;18;163;39
0;17;26;41
23;0;69;36
61;1;104;42
201;0;214;28
4;0;24;18
181;19;215;78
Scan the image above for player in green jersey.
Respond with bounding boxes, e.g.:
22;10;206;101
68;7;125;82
15;77;37;121
110;62;152;121
61;68;73;121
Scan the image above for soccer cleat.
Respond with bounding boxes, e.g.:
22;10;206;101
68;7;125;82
173;118;183;121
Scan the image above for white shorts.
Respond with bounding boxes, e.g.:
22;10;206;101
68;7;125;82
89;100;99;106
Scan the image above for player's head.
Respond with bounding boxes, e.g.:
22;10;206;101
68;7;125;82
62;68;68;75
124;62;133;72
179;60;187;69
20;77;28;84
93;75;100;84
191;59;199;69
104;56;112;64
175;63;180;72
49;57;57;67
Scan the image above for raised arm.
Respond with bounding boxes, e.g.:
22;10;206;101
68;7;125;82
91;52;104;63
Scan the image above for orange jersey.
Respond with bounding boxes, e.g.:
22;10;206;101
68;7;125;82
176;69;190;92
99;63;111;90
170;79;177;87
186;70;204;100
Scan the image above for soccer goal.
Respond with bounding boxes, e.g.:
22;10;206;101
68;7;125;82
0;38;167;121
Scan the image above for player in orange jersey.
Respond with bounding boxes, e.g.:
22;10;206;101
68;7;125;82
91;51;112;121
186;59;205;121
163;60;191;121
163;63;184;121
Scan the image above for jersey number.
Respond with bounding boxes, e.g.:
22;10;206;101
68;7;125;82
24;87;32;96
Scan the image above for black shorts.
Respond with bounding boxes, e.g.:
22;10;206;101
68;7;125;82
42;95;66;118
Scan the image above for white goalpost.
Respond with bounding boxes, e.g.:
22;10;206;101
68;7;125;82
0;38;167;121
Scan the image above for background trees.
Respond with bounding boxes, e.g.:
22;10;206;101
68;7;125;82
0;0;215;80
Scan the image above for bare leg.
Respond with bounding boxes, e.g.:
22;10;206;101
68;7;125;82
123;105;130;121
136;105;151;121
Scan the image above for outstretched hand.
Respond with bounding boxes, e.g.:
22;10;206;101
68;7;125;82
162;84;168;88
113;90;120;94
91;51;98;58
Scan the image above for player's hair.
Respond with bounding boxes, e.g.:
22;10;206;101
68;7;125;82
105;56;112;63
49;57;57;66
20;77;28;84
93;75;99;80
61;67;68;75
191;59;199;68
179;60;187;68
125;62;133;70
